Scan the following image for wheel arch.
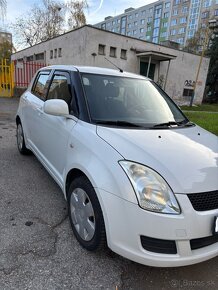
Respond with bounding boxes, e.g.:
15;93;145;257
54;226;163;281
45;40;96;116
65;168;89;199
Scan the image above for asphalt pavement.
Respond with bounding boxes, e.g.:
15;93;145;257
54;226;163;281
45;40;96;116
0;97;218;290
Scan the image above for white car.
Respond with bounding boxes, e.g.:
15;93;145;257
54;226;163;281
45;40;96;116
16;65;218;267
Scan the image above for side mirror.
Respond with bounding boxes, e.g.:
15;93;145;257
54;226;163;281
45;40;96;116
43;99;69;116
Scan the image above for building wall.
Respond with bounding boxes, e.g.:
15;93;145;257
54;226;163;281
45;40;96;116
11;26;210;105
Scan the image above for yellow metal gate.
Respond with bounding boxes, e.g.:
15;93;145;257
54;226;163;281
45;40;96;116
0;59;14;97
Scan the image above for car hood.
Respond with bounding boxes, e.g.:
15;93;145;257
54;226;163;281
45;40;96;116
97;125;218;194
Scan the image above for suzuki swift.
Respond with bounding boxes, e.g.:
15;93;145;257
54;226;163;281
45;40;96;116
16;65;218;267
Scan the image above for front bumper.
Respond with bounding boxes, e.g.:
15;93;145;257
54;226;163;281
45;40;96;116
97;189;218;267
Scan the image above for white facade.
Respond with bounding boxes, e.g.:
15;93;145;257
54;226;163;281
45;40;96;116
11;25;210;104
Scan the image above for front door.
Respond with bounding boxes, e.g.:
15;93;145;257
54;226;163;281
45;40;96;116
38;71;77;184
140;62;156;80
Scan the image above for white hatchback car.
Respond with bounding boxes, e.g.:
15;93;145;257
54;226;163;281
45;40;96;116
16;65;218;267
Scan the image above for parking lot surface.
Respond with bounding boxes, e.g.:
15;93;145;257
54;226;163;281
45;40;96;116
0;97;218;290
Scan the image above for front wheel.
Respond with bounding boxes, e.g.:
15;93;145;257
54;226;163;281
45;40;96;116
16;123;31;155
67;176;107;251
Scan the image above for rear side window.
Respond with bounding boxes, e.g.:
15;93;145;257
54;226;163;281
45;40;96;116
32;72;50;100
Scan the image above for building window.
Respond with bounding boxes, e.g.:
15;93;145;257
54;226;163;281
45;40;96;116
54;49;57;58
202;11;209;19
215;9;218;16
147;17;152;23
141;19;145;24
177;38;184;44
98;44;105;55
117;19;120;24
120;16;127;35
174;0;181;5
203;0;211;8
171;19;177;26
128;23;131;28
147;26;151;31
110;46;116;57
188;30;195;38
120;49;127;59
146;35;151;40
128;15;132;20
183;89;193;98
164;12;169;18
165;2;170;8
142;10;146;15
152;37;158;43
35;53;44;60
180;17;187;24
140;28;144;33
107;22;111;27
162;22;168;28
172;9;178;16
127;31;132;36
101;23;106;30
134;21;138;26
149;8;153;13
27;55;33;62
154;18;160;28
133;30;137;35
178;27;185;34
153;27;159;37
170;29;176;35
160;32;167;37
58;48;62;57
135;12;139;17
50;50;53;59
182;6;188;13
112;21;116;25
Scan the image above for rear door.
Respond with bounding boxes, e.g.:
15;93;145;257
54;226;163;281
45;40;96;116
24;70;51;150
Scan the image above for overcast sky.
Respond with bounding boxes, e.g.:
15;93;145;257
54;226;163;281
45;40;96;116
4;0;157;27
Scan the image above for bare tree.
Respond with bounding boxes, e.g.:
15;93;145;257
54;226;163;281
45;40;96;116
11;0;88;49
66;0;88;29
11;0;65;47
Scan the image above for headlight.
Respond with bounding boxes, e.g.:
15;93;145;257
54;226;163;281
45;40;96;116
119;161;180;215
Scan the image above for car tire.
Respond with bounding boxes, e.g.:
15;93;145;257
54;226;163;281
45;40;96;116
16;123;31;155
67;176;107;251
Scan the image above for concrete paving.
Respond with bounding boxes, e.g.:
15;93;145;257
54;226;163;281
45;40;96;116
0;97;218;290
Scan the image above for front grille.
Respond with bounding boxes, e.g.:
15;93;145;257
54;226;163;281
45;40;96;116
190;235;218;250
188;190;218;211
140;236;177;254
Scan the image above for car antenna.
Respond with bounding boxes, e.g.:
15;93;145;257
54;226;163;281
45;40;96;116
104;57;123;73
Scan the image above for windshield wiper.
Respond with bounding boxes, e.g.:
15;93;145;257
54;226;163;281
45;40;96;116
152;120;194;129
93;120;143;128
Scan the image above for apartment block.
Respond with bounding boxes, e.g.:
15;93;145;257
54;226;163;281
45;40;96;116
94;0;218;48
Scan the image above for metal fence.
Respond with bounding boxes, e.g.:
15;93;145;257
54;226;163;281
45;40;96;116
14;60;45;88
0;59;45;97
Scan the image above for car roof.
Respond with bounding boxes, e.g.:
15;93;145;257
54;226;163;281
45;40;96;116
41;65;149;80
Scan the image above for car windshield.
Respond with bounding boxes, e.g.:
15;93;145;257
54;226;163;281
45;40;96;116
81;73;188;128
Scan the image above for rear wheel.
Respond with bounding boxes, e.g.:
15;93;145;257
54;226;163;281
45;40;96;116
67;176;106;251
16;123;31;155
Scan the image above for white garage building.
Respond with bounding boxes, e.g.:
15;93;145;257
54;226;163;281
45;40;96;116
11;25;210;105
